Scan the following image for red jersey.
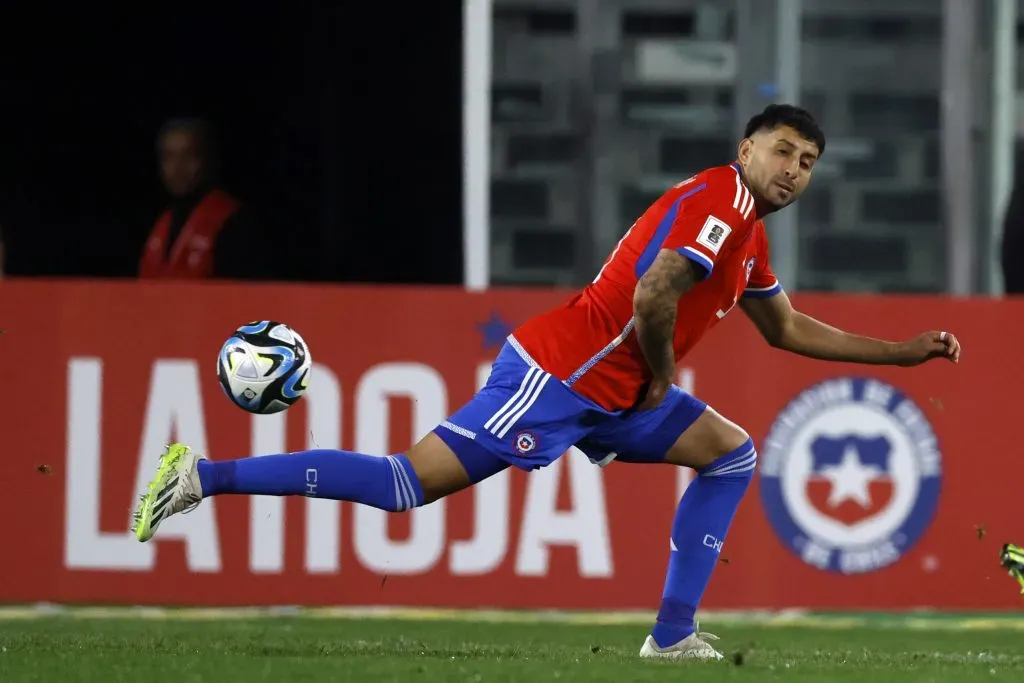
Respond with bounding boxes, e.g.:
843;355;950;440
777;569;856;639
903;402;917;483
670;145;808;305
512;162;782;411
139;189;240;280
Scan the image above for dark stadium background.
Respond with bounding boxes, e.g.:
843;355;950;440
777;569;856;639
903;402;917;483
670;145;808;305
0;3;463;285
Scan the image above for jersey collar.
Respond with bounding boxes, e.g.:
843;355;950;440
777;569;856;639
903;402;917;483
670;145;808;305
730;161;761;223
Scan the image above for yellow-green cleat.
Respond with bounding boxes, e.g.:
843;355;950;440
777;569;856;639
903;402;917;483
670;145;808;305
131;443;205;542
1000;543;1024;595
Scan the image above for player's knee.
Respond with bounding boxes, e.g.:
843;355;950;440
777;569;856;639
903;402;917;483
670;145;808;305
379;452;458;511
711;422;751;460
697;418;755;480
380;454;427;512
665;407;750;469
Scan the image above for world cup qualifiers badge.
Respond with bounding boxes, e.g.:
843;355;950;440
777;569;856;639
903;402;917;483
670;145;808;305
759;377;942;575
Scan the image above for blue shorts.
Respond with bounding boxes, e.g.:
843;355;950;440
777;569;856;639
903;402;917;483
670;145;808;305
434;340;707;476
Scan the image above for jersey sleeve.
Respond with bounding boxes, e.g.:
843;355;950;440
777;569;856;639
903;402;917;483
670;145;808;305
742;223;783;299
660;172;749;280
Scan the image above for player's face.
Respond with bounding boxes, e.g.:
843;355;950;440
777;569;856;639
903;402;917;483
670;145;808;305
159;130;205;197
739;126;819;209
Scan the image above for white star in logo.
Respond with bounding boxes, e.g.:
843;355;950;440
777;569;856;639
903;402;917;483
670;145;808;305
817;445;883;509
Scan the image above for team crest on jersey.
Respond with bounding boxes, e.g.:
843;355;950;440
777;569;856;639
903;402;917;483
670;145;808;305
745;257;755;282
515;431;538;455
759;378;942;575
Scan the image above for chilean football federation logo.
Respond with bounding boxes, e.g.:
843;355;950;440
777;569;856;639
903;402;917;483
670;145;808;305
759;377;942;575
515;431;538;455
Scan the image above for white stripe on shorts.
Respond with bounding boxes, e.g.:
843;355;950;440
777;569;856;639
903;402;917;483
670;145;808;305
483;366;551;439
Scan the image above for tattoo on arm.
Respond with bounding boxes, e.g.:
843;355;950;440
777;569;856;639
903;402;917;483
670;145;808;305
633;250;699;380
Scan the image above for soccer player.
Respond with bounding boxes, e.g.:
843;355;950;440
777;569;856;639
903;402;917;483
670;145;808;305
132;105;961;660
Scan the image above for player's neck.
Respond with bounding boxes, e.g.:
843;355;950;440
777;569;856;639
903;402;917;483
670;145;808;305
752;196;778;219
732;161;774;219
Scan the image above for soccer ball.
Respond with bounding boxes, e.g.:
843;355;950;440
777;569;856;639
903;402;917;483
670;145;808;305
217;320;312;414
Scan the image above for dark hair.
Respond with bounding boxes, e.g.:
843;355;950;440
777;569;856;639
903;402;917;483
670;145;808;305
157;118;217;159
743;104;825;155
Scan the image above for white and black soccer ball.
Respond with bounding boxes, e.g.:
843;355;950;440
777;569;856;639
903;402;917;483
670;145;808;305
217;320;312;414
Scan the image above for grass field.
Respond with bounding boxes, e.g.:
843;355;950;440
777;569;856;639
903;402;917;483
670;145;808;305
1;607;1023;682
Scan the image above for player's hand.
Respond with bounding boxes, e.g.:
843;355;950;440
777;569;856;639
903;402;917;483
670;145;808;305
637;376;673;411
895;330;961;366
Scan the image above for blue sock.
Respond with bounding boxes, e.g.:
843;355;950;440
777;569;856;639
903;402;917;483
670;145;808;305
196;450;425;512
651;438;757;648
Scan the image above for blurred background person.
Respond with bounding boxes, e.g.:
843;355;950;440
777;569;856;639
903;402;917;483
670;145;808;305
140;118;266;280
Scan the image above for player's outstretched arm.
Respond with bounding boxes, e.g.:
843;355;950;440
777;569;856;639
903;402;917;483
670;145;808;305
634;250;700;395
739;291;961;366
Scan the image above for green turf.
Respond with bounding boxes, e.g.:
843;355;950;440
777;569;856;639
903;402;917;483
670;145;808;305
1;613;1022;682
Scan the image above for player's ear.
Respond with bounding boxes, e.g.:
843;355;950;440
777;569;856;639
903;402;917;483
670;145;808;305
737;137;753;165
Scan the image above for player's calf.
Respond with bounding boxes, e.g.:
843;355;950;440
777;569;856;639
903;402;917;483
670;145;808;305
651;410;756;651
134;437;480;543
195;447;428;512
198;431;485;510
